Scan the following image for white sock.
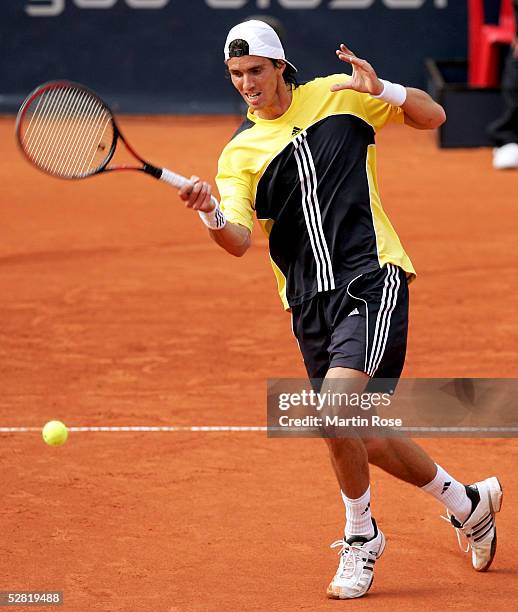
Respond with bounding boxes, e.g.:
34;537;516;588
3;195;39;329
341;486;375;539
421;464;472;522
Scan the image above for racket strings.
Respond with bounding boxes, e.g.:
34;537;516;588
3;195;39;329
20;86;114;178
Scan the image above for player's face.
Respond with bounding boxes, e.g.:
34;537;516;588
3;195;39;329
227;56;285;114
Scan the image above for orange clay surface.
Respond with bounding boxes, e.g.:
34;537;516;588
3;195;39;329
0;115;517;611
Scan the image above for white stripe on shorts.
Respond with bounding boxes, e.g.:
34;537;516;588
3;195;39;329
367;264;400;376
346;273;369;373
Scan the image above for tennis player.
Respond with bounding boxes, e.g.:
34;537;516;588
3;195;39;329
179;20;503;599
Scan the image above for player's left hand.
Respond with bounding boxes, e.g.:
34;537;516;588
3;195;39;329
331;44;384;96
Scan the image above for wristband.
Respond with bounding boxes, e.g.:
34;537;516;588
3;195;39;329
198;200;227;230
371;79;407;107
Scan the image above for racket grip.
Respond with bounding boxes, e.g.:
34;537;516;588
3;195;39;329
159;168;191;189
159;167;220;210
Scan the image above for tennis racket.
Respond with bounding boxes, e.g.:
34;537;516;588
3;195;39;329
15;80;218;206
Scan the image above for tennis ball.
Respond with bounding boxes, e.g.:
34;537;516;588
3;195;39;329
42;420;69;447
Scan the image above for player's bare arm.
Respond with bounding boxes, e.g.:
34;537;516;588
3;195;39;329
400;87;446;130
209;221;250;257
331;43;446;130
179;176;251;257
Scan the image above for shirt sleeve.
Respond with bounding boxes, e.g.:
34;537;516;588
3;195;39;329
215;145;255;232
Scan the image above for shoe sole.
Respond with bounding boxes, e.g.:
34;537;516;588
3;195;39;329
476;476;503;572
326;532;386;599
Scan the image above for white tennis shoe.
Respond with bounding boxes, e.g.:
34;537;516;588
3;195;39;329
326;519;385;599
445;476;503;572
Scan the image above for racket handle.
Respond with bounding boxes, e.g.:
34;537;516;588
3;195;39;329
159;167;191;189
158;167;220;210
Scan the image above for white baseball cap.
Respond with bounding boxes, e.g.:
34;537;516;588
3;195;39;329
224;20;297;72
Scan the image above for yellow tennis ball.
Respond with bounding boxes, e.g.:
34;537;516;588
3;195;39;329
42;420;69;447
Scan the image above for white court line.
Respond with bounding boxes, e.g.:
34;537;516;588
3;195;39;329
0;426;268;433
398;427;518;432
1;426;517;434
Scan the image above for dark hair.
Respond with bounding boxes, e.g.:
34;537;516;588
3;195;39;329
271;58;299;89
227;39;299;89
228;38;250;58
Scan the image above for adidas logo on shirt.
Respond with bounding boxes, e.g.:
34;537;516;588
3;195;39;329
291;126;302;136
348;308;360;316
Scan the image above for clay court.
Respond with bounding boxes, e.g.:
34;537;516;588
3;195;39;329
1;115;517;610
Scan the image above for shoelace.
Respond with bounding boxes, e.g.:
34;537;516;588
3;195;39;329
440;510;470;554
329;540;363;579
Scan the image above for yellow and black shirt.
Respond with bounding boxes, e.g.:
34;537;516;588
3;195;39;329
216;73;415;310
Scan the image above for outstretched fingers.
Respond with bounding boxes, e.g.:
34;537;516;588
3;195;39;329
335;43;362;63
339;43;356;57
332;43;359;92
337;52;369;71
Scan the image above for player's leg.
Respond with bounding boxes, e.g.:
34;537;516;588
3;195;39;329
345;267;469;500
318;264;414;598
322;366;385;600
323;367;370;500
364;434;502;570
363;437;435;484
351;265;503;572
291;296;373;521
327;265;436;485
291;296;382;599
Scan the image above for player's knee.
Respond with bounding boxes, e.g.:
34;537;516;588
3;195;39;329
362;437;389;464
324;435;360;457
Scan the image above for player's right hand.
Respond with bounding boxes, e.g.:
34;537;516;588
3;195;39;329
179;175;215;212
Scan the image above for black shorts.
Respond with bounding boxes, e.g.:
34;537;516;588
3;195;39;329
291;264;409;386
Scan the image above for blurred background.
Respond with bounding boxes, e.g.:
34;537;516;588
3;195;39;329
3;1;468;113
3;2;516;149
